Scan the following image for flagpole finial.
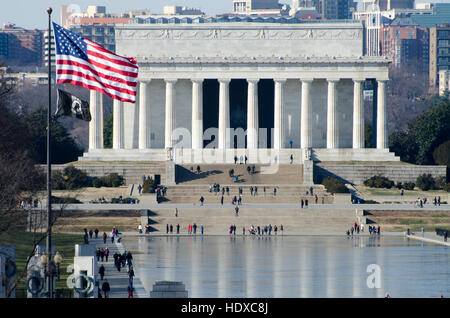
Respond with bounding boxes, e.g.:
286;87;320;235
47;7;53;15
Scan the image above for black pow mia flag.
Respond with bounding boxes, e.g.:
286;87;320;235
55;89;91;121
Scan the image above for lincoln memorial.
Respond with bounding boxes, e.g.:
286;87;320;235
80;16;399;164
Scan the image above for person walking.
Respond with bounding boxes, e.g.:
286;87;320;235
101;279;110;298
273;187;277;196
170;224;173;234
110;232;114;244
193;223;197;234
274;225;278;235
100;248;105;262
290;154;293;164
94;228;99;239
104;248;109;262
127;283;134;298
301;199;304;209
177;224;180;234
102;232;107;244
200;196;204;206
235;205;239;217
99;264;105;280
96;248;101;262
221;195;224;206
166;224;169;234
305;199;308;208
280;224;284;236
128;266;135;284
201;225;204;235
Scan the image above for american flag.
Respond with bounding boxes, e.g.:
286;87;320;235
53;22;139;103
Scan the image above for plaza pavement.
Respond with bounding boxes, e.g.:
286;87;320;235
52;202;450;211
88;236;148;298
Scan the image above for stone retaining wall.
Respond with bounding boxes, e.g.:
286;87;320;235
315;164;448;185
38;163;166;185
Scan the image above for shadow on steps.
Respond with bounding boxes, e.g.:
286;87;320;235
176;166;223;183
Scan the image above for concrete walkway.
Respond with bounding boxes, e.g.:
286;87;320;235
49;202;450;211
406;232;450;246
90;236;148;298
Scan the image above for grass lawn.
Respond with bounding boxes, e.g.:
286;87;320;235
0;231;83;296
356;186;448;198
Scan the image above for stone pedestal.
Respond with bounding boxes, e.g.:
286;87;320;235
166;161;176;185
150;281;188;298
303;159;314;185
0;246;15;298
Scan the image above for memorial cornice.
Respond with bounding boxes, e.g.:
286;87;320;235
135;56;392;65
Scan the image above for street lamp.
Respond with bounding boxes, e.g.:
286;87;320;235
54;251;63;281
38;251;63;296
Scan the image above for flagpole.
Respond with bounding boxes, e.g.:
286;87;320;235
46;7;53;299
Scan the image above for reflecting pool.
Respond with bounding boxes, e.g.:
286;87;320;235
123;235;449;298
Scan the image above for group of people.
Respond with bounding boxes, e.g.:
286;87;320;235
161;223;205;235
189;165;202;174
187;223;204;235
234;155;248;165
20;198;39;209
227;224;284;236
346;222;380;236
210;183;223;194
415;196;442;208
96;247;110;262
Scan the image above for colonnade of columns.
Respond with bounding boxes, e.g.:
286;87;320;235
88;78;388;152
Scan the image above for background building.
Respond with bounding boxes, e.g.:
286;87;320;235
0;24;43;66
316;0;356;19
43;30;55;67
439;69;449;97
232;0;283;15
380;18;429;73
163;6;204;15
430;24;450;92
0;33;8;61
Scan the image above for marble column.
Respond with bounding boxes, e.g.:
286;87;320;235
165;79;177;149
301;79;313;149
352;79;365;149
89;90;103;150
218;79;231;149
192;79;204;150
376;80;388;149
326;79;339;149
113;99;124;149
139;80;151;149
247;79;259;149
273;79;286;150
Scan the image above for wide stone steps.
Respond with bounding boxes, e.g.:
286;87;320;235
157;182;333;204
143;208;358;233
176;164;303;185
160;196;334;204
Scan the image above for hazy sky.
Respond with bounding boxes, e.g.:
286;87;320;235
0;0;443;30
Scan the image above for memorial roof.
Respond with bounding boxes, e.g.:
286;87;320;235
130;15;359;25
